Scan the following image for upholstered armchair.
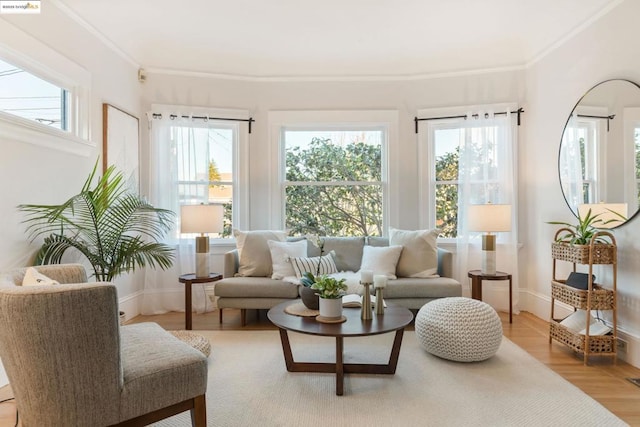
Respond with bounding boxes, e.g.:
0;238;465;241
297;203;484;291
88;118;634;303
0;270;208;427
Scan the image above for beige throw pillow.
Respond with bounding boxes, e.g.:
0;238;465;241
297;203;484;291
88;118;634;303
359;245;403;279
22;267;60;286
390;227;440;278
268;239;308;280
234;229;287;277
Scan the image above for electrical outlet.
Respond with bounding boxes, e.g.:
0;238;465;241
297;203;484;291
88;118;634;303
617;338;627;353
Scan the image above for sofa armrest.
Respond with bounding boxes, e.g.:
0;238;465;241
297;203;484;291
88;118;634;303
223;250;240;278
437;248;453;278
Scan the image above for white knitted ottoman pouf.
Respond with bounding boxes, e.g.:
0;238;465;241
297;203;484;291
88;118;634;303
415;297;502;362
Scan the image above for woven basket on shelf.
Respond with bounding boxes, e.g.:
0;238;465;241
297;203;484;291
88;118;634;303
551;242;615;264
550;280;615;310
549;321;615;354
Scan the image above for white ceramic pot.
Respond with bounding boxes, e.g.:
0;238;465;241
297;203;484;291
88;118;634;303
319;297;343;318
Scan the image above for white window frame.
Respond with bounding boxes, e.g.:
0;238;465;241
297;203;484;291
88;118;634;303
0;20;92;156
574;106;607;204
150;104;250;241
269;110;398;235
418;103;517;242
623;107;640;214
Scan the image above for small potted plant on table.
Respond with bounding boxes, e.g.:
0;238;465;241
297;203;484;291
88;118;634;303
310;275;347;320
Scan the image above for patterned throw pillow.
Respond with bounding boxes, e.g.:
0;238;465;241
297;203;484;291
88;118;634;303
290;251;338;278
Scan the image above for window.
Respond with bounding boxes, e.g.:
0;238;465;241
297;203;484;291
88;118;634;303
282;127;385;236
420;106;517;239
173;123;235;238
431;123;505;238
560;112;605;210
0;22;91;154
0;58;68;130
576;120;598;203
432;125;462;238
149;107;249;241
270;111;396;236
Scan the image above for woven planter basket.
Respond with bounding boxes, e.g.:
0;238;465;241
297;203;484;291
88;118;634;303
551;242;615;264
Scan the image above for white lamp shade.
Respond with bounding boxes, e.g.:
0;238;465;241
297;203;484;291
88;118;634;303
468;204;512;232
578;203;627;229
180;204;224;234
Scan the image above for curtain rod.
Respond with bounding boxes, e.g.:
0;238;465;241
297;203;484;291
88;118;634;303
151;113;255;133
414;108;524;133
576;113;615;132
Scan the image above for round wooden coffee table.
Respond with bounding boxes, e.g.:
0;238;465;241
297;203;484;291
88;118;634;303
267;300;414;395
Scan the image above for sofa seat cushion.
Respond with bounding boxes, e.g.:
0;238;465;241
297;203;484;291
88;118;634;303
384;277;462;299
119;322;208;421
215;277;299;299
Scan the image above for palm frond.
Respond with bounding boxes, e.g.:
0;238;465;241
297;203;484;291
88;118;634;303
18;159;175;281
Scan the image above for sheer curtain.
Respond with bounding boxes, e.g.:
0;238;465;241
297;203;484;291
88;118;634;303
559;114;584;211
456;110;519;313
142;115;215;315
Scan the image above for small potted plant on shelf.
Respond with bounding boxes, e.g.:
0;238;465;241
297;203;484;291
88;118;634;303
547;209;618;264
310;275;347;319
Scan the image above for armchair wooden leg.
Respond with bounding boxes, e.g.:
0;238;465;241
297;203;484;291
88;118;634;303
219;308;223;323
190;394;206;427
241;309;246;326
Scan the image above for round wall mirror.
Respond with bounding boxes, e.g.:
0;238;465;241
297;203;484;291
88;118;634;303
558;79;640;228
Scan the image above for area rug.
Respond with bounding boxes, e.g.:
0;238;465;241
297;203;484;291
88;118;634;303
153;331;626;427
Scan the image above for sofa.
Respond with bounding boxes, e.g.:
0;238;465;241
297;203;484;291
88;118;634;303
214;233;462;325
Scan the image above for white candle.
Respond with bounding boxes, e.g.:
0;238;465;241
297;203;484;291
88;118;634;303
360;270;373;284
374;274;387;288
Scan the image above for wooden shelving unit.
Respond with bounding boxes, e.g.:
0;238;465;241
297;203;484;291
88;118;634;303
549;229;617;365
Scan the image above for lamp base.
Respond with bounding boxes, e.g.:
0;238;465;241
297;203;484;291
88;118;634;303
481;234;496;275
195;236;210;278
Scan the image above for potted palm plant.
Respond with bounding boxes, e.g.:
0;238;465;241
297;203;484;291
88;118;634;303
311;275;347;319
18;161;175;282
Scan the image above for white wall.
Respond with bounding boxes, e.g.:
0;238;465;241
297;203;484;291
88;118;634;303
141;72;525;231
522;0;640;366
0;6;141;385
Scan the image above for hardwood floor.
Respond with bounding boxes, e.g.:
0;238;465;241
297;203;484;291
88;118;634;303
0;310;639;426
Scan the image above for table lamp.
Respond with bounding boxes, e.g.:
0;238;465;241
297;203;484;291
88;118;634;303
578;203;627;229
180;204;224;278
468;203;512;275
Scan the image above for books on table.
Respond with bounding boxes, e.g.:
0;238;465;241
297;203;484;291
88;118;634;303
342;294;387;308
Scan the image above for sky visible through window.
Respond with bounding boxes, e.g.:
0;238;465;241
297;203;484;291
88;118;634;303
0;58;66;129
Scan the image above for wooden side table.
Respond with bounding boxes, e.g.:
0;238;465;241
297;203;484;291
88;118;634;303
179;273;223;330
467;270;513;323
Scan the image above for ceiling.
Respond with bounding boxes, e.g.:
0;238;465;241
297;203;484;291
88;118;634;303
56;0;621;80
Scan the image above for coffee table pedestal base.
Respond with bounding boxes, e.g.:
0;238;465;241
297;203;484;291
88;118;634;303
277;328;405;396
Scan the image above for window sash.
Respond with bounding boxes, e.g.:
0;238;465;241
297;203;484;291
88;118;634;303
420;105;517;239
149;106;249;241
281;125;385;236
